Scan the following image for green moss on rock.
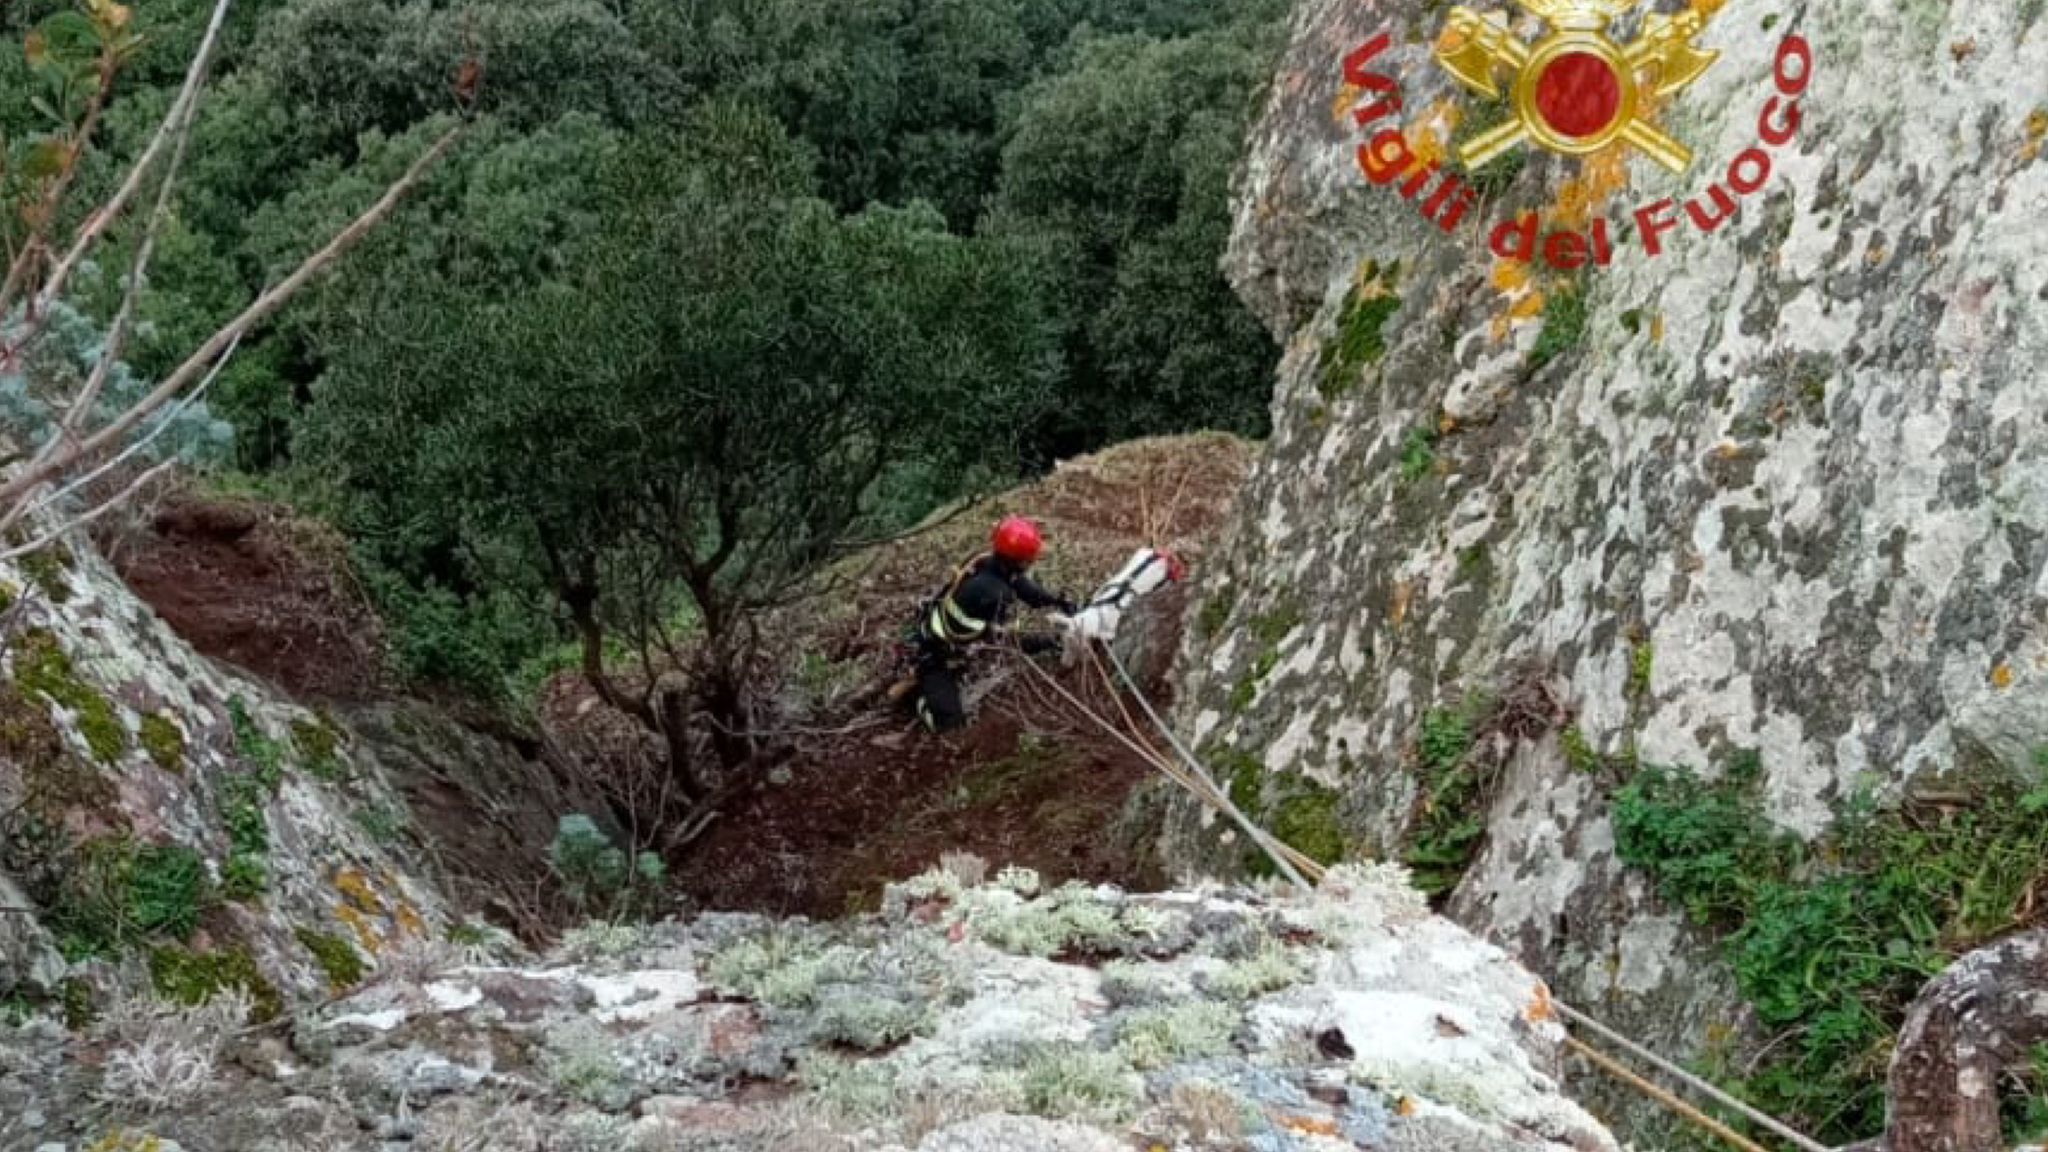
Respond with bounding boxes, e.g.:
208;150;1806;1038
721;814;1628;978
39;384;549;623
291;717;346;781
148;945;283;1021
1219;748;1264;813
139;714;185;773
1271;788;1346;867
13;629;126;764
1318;278;1403;400
59;976;96;1030
14;541;74;605
295;928;367;991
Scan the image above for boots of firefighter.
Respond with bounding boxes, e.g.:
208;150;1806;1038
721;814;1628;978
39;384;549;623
915;650;969;734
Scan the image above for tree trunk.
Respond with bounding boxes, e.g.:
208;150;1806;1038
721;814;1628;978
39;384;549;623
1885;929;2048;1152
654;681;705;806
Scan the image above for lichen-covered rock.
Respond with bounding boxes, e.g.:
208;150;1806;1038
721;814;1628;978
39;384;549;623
1;518;616;1030
1174;0;2048;1125
10;862;1616;1152
1;532;447;1014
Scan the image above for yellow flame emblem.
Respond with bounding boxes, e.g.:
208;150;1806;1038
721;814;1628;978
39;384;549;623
1434;0;1720;173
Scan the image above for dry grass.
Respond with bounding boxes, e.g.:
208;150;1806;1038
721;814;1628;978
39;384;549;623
94;987;251;1113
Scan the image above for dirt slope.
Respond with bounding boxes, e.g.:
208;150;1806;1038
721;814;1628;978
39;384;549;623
671;433;1254;917
100;435;1254;925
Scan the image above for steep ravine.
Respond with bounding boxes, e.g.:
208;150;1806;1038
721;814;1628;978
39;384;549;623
1170;0;2048;1138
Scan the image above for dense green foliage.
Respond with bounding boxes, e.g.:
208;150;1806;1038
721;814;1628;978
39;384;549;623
1614;760;2048;1142
1401;703;1491;898
1;0;1285;703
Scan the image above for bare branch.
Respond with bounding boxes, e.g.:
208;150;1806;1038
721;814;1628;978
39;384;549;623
0;71;115;320
31;0;237;318
0;458;177;564
32;54;209;477
0;125;464;515
2;333;242;537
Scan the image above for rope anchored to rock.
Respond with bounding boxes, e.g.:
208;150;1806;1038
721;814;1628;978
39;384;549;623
1020;634;1836;1152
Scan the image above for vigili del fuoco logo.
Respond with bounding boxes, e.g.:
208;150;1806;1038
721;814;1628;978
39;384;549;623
1340;0;1813;272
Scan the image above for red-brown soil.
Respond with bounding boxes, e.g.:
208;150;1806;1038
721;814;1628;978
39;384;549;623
667;434;1252;917
106;434;1253;925
103;489;388;702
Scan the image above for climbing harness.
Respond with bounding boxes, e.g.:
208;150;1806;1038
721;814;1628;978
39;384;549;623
1045;638;1837;1152
917;552;995;648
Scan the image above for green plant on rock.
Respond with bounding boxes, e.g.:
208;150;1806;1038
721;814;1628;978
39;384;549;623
1202;939;1306;1001
1115;1000;1237;1069
13;629;126;764
1612;765;1793;925
148;945;283;1021
706;928;849;1008
2007;1044;2048;1145
1399;425;1438;484
1402;704;1495;898
1455;96;1526;198
812;992;928;1051
549;814;666;921
295;928;367;991
229;698;287;778
1019;1043;1140;1123
1560;726;1602;774
1318;276;1403;400
796;1051;901;1123
1627;642;1655;699
1613;759;2048;1142
47;838;210;960
1528;283;1589;370
138;714;184;773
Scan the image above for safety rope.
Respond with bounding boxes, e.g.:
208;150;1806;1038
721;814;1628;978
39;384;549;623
1087;640;1836;1152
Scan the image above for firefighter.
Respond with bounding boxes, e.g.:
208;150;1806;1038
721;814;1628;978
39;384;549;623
911;516;1077;733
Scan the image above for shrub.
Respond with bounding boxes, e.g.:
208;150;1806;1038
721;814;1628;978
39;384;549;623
1611;765;1793;925
549;814;665;920
1611;761;2048;1141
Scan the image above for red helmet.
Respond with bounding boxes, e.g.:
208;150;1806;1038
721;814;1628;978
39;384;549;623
992;516;1044;565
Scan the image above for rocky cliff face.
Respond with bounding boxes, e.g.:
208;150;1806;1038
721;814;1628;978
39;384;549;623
4;861;1616;1152
1174;0;2048;1123
0;528;598;1028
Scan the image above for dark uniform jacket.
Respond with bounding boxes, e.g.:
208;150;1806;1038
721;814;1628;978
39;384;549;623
916;553;1074;653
